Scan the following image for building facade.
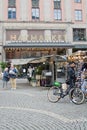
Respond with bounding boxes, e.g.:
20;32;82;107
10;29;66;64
0;0;87;62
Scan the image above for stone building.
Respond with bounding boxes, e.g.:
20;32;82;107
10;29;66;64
0;0;87;62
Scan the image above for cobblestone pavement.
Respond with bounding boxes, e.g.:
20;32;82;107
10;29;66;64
0;78;87;130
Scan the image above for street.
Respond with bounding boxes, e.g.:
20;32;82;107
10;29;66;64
0;78;87;130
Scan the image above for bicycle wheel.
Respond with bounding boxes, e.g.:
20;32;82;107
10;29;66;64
69;88;85;105
47;86;61;103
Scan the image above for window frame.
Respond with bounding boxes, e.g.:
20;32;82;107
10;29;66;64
32;8;40;20
32;0;40;20
8;0;16;19
75;10;82;21
73;28;86;41
54;9;62;20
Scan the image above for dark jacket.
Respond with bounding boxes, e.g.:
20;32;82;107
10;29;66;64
67;67;76;84
3;71;9;82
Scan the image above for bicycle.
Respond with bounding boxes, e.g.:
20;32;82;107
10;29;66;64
47;81;85;105
69;80;87;104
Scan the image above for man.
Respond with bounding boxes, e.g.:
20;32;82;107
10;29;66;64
66;62;76;94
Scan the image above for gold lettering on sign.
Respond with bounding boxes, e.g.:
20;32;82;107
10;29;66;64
45;35;51;41
52;35;56;41
58;35;61;41
22;35;28;41
31;35;37;41
10;35;17;41
18;35;21;41
9;33;66;42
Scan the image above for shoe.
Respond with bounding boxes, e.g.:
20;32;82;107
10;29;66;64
72;99;77;103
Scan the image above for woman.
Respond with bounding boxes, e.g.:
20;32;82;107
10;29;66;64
9;64;18;90
3;67;9;88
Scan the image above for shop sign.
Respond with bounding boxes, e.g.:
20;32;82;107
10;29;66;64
6;30;65;42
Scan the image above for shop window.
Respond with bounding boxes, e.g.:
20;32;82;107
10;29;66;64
73;28;86;41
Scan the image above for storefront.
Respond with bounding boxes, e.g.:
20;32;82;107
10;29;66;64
3;29;74;86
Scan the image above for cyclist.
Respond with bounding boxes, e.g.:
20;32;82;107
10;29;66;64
65;62;76;95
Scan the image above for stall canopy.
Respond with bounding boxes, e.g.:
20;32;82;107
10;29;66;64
11;55;67;65
29;55;67;63
11;58;36;65
70;50;86;56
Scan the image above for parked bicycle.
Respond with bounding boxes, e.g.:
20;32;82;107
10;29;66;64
47;81;85;105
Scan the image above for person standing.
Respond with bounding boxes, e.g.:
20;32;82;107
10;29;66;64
2;67;9;88
9;64;18;90
27;66;33;85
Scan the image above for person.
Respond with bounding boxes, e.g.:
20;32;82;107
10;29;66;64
81;70;87;95
2;67;10;88
9;64;18;90
27;66;33;85
66;62;76;94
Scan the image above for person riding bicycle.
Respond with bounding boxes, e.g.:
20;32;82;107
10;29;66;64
66;62;76;94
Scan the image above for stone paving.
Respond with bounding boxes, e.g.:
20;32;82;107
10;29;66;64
0;78;87;130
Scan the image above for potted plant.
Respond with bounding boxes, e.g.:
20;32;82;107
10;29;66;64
31;77;37;87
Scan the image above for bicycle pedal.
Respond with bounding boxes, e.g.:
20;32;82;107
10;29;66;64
61;94;65;98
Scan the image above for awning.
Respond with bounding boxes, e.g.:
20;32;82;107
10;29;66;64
10;55;67;65
30;57;47;63
4;42;74;48
30;55;67;63
75;44;87;49
69;50;86;56
11;58;36;65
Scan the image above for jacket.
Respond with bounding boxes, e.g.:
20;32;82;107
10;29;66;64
9;68;18;78
3;71;9;81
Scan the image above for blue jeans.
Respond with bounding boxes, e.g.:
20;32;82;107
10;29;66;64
81;80;87;93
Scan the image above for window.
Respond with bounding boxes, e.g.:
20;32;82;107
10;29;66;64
32;0;39;20
54;0;61;9
75;10;82;21
8;0;16;7
32;0;39;7
8;0;16;19
74;0;81;3
32;8;39;19
54;9;61;20
73;28;86;41
8;8;16;19
54;0;61;20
